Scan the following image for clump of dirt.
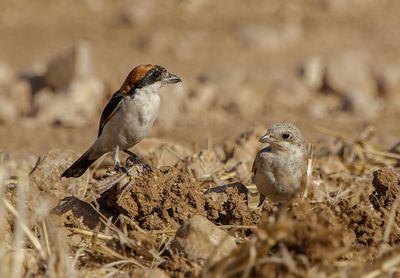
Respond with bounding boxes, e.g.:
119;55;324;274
117;164;205;230
336;200;383;251
370;167;399;209
211;200;354;277
114;163;257;230
284;202;353;264
369;167;400;244
205;187;259;226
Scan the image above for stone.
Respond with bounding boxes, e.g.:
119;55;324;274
323;51;383;118
325;50;376;96
34;78;104;127
0;95;18;123
30;149;89;200
238;23;302;50
0;77;31;122
45;42;94;91
119;0;156;26
172;215;236;264
0;63;15;85
299;56;324;90
9;79;32;115
375;64;400;100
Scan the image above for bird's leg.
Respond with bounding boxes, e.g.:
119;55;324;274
113;145;129;174
123;150;153;172
257;194;266;208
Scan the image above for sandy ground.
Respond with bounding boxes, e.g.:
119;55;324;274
1;0;400;277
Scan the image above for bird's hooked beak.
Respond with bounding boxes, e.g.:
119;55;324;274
164;72;182;84
259;133;275;144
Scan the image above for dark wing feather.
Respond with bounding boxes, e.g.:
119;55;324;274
97;90;124;137
252;155;258;175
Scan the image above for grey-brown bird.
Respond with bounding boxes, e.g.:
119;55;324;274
61;64;181;178
252;123;307;205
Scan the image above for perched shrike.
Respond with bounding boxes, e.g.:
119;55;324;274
62;64;181;178
252;123;307;205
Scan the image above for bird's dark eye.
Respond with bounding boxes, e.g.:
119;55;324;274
282;133;291;140
152;70;161;79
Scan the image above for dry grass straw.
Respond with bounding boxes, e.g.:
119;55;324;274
204;211;293;277
0;165;77;277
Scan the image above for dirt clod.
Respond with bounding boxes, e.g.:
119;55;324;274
117;165;206;230
370;167;399;209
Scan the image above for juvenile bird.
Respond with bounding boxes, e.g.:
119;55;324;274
252;123;307;205
61;64;181;178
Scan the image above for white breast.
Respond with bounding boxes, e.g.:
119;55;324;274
97;86;161;152
121;88;160;147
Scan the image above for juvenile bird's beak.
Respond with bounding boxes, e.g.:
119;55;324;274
259;133;274;144
164;73;182;84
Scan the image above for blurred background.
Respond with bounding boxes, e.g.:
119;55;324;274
1;0;400;156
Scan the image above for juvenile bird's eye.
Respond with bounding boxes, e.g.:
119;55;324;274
282;133;291;140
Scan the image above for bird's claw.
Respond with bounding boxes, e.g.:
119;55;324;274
258;194;266;208
125;154;153;173
142;163;153;173
115;162;131;176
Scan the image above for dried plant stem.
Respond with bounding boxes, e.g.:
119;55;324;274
383;198;400;243
69;227;113;241
2;197;45;258
152;225;257;235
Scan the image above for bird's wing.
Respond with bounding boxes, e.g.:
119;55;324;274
97;90;124;137
252;146;272;175
251;154;259;175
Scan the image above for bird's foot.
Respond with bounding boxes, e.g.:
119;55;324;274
257;194;266;208
124;152;153;173
115;162;131;176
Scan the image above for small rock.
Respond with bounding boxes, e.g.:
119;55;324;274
325;50;376;96
323;51;383;118
299;56;325;90
9;79;32;115
34;78;104;127
45;42;94;91
130;268;169;278
119;0;156;26
343;91;383;119
239;23;302;50
375;64;400;100
172;215;236;264
0;95;18;123
30;150;89;199
0;78;31;122
0;63;15;85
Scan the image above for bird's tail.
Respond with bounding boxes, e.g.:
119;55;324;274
61;147;97;178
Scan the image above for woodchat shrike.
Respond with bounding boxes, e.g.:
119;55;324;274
252;123;307;205
61;64;181;178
